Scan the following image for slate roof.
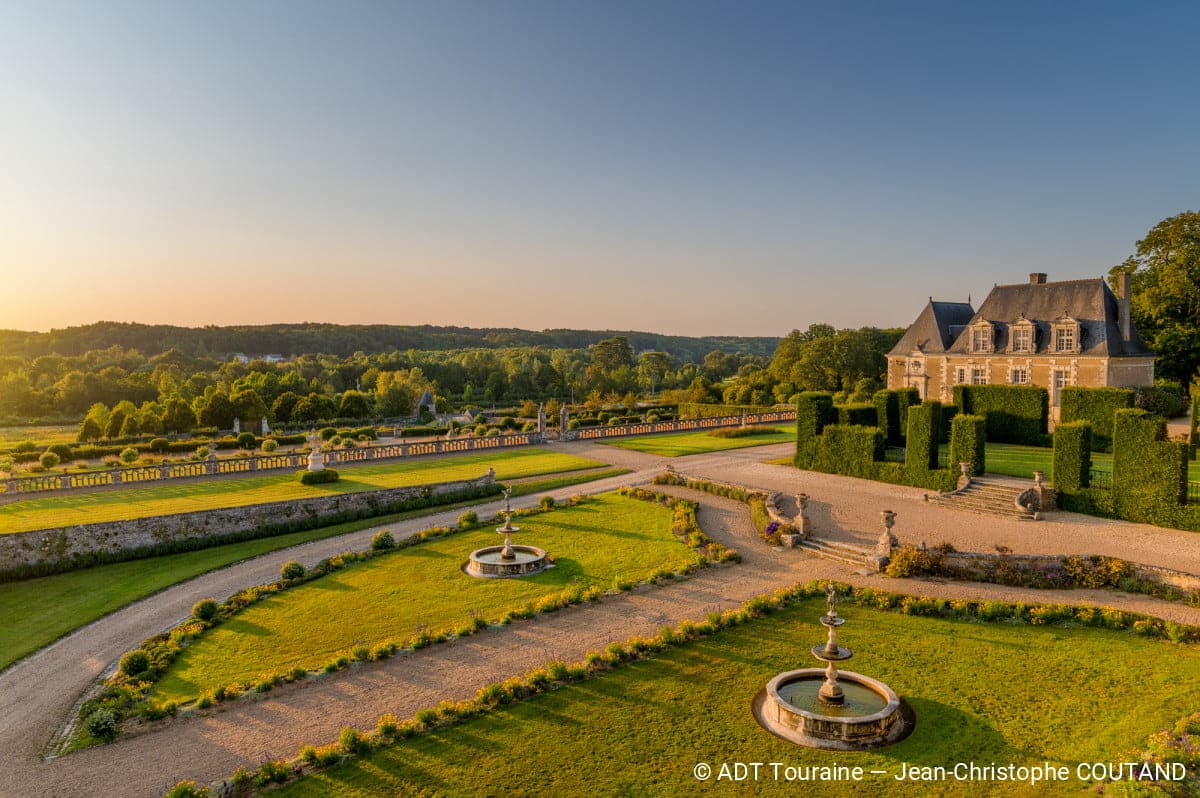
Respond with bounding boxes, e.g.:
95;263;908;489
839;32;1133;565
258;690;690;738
942;278;1153;357
416;389;435;409
888;300;976;355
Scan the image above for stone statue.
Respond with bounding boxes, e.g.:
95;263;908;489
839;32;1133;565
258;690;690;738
538;403;547;435
261;416;270;436
560;404;569;434
825;584;839;620
232;417;240;435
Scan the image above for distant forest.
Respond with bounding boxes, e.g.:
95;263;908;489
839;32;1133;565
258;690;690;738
0;322;779;361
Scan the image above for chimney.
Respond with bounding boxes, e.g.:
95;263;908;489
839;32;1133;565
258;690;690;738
1118;271;1132;341
1029;273;1047;285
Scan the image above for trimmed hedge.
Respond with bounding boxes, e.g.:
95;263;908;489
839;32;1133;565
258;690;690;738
953;385;1048;445
896;387;921;437
949;414;986;477
812;425;883;479
794;392;834;467
873;390;901;446
937;404;958;444
297;468;340;485
1060;387;1134;453
905;401;941;471
1113;410;1187;520
835;403;877;427
1052;421;1091;493
1191;390;1199;459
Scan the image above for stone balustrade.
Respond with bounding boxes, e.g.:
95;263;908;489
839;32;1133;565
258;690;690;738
0;432;543;501
565;410;796;441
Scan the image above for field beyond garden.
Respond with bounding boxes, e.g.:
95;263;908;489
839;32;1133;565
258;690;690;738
0;449;604;534
274;595;1200;797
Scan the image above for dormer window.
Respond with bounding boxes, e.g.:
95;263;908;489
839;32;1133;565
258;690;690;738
1009;317;1035;353
969;321;994;354
1051;315;1081;354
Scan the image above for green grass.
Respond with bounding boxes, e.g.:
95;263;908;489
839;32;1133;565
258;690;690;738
603;425;796;457
0;449;605;534
507;467;632;497
151;492;699;702
276;596;1200;797
0;465;633;673
937;442;1200;481
0;424;79;451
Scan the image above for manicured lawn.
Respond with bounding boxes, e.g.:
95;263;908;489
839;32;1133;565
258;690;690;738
941;442;1200;481
603;425;796;457
0;449;605;534
0;467;632;673
151;492;700;702
276;596;1200;797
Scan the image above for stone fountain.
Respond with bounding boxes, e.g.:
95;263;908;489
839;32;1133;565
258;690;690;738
755;586;911;749
465;488;550;578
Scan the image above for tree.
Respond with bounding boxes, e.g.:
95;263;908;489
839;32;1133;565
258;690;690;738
104;400;137;438
1109;211;1200;385
292;393;337;423
198;392;236;429
590;337;634;373
161;397;197;434
77;416;103;442
638;351;670;394
270;391;302;424
338;390;372;419
230;388;268;428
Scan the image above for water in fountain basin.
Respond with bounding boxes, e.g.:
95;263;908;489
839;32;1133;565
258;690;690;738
776;678;888;717
471;549;545;565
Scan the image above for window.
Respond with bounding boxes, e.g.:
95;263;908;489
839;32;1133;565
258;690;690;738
956;367;967;385
1012;326;1032;353
972;327;991;353
1055;326;1075;352
1010;368;1030;385
909;360;922;374
971;368;988;385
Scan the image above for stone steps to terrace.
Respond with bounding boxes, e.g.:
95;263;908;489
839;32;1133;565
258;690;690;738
797;537;874;567
927;476;1037;521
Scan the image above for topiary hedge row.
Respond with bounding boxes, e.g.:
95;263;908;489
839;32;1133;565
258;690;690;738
794;392;835;468
873;390;901;446
1060;387;1134;453
949;414;986;477
1113;409;1188;520
1052;421;1091;493
896;387;921;437
836;403;877;427
953;384;1048;445
812;425;883;479
905;401;940;471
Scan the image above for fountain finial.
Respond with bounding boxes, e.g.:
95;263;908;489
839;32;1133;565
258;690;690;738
825;584;839;620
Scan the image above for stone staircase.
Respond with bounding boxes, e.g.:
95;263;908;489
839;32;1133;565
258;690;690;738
797;537;875;567
927;476;1037;521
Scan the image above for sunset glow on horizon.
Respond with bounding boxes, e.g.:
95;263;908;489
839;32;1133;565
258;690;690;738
2;1;1197;336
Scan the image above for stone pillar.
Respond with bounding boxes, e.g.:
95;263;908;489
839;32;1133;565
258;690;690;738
160;464;170;479
560;404;569;438
538;403;547;436
796;493;811;538
111;470;123;485
59;473;71;490
206;448;219;475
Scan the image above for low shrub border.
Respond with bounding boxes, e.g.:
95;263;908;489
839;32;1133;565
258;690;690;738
81;489;735;747
884;544;1200;606
650;472;798;545
182;579;1200;797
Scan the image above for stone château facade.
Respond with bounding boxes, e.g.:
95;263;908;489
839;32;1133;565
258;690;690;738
887;273;1155;410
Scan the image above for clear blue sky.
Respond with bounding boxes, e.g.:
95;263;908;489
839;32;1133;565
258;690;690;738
2;1;1196;336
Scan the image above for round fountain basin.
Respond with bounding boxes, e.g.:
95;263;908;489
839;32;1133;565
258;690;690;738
465;545;550;578
756;668;911;750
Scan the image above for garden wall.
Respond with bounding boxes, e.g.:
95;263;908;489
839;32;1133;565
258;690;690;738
0;473;498;581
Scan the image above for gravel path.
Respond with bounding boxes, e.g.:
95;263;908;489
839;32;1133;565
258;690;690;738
3;440;1200;797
